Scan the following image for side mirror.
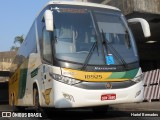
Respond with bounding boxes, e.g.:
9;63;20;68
128;18;151;38
44;10;54;31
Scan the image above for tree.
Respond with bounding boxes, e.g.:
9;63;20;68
10;46;19;51
14;35;24;45
10;35;24;51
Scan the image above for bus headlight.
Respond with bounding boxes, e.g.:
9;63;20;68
49;73;81;85
131;74;144;83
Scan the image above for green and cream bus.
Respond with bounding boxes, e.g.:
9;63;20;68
9;0;151;111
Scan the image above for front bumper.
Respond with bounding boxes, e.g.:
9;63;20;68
53;80;144;108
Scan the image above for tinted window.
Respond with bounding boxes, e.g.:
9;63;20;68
18;22;37;59
11;22;37;72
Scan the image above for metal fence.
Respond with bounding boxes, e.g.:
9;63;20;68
143;69;160;102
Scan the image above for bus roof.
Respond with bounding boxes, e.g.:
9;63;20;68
48;1;120;11
36;1;121;18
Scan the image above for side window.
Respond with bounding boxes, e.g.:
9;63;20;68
42;28;52;63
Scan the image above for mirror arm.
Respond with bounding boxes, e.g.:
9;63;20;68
128;18;151;38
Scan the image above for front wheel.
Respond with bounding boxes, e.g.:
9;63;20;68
33;88;47;118
33;88;40;112
11;95;16;111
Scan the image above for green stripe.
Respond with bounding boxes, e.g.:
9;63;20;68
123;68;139;78
18;60;28;99
108;68;139;79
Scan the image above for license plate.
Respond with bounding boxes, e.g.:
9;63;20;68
101;94;116;101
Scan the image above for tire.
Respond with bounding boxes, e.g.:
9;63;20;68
11;95;18;112
11;96;16;111
33;88;40;112
33;88;47;118
11;95;25;112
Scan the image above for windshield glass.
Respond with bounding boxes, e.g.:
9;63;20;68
53;6;138;66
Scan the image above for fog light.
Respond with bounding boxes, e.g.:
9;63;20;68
63;93;75;102
135;90;141;98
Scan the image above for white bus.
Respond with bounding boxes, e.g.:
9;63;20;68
9;0;151;111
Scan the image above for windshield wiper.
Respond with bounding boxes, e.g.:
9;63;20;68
101;30;128;69
81;41;98;70
80;11;100;71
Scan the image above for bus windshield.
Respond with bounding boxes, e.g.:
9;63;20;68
53;6;138;66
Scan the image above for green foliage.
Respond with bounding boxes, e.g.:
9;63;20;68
10;46;19;51
14;35;24;45
10;35;24;51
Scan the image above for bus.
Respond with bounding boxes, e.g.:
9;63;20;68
9;0;151;111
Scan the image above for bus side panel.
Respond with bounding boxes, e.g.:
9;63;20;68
18;60;28;99
9;21;38;107
18;19;44;106
9;69;20;106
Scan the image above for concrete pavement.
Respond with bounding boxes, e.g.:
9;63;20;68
109;102;160;111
